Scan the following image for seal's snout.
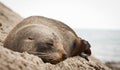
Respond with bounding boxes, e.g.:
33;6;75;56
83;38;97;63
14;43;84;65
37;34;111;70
62;54;67;60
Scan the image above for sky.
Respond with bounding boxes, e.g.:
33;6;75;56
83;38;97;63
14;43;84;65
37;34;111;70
1;0;120;30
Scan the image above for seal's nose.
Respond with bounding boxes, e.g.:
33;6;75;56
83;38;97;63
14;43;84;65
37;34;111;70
62;54;67;60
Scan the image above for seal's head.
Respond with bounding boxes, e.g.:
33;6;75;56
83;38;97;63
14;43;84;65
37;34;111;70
8;24;67;64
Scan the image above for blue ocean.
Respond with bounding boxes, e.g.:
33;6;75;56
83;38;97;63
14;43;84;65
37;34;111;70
74;29;120;62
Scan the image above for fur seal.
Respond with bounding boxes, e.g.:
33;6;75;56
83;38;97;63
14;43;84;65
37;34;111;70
4;16;91;64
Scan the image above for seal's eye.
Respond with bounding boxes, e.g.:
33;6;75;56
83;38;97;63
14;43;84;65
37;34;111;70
46;43;53;46
25;37;34;42
36;42;53;52
46;43;53;48
28;37;34;40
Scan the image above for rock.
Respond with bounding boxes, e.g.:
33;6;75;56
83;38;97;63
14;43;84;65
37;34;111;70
0;2;23;44
105;62;120;70
0;2;111;70
0;46;111;70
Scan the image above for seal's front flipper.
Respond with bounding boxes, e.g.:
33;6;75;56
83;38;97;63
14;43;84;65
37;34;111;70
78;39;92;61
84;48;91;56
79;52;89;61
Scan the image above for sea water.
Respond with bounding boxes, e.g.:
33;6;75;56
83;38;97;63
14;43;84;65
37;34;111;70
74;29;120;62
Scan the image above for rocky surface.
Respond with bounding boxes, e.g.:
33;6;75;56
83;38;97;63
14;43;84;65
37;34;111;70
106;62;120;70
0;2;111;70
0;46;111;70
0;2;23;46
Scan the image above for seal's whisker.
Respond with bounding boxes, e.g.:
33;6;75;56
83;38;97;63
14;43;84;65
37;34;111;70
37;55;48;57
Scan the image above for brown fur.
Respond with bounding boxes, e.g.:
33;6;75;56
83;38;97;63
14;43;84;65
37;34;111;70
4;16;91;64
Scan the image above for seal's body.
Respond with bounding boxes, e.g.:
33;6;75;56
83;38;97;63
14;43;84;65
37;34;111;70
4;16;91;64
